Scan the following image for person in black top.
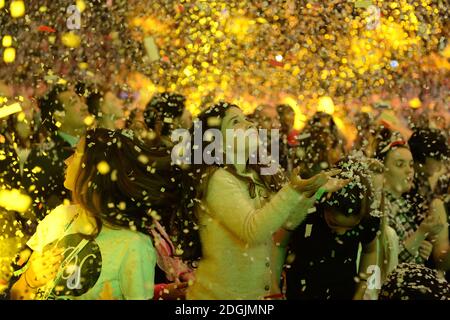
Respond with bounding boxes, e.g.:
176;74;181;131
284;160;381;300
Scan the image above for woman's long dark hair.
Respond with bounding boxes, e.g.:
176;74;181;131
72;128;178;237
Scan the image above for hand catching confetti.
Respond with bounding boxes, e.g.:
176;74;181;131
289;168;343;198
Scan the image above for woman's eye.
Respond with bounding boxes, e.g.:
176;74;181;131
232;119;239;125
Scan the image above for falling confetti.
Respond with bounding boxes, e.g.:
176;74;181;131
97;161;110;175
0;189;32;213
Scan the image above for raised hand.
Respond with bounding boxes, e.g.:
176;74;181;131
290;168;334;197
321;175;351;194
419;214;444;237
290;168;347;198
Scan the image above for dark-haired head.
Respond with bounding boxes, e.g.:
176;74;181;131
380;263;450;300
86;90;102;117
374;127;409;162
295;112;344;178
276;104;295;133
144;92;188;136
318;163;374;234
38;84;68;133
195;101;234;131
408;128;449;177
38;84;91;137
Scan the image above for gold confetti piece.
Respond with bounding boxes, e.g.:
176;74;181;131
138;155;149;164
409;97;422;109
143;36;160;62
10;1;25;18
0;102;21;118
76;0;86;13
304;224;313;238
31;166;42;174
2;35;12;48
0;189;31;213
207;117;221;127
110;170;118;181
78;62;88;70
3;47;16;63
84;115;95;126
97;161;110;175
307;207;317;214
61;32;81;48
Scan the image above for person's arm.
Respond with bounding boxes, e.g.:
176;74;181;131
10;248;63;300
282;196;317;231
353;237;378;300
400;210;443;262
205;169;309;245
270;228;294;295
430;199;450;271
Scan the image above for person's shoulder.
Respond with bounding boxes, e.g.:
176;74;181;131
210;167;230;178
53;203;81;217
206;167;238;185
102;227;153;247
41;204;77;224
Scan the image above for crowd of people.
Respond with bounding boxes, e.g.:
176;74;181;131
0;81;449;300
